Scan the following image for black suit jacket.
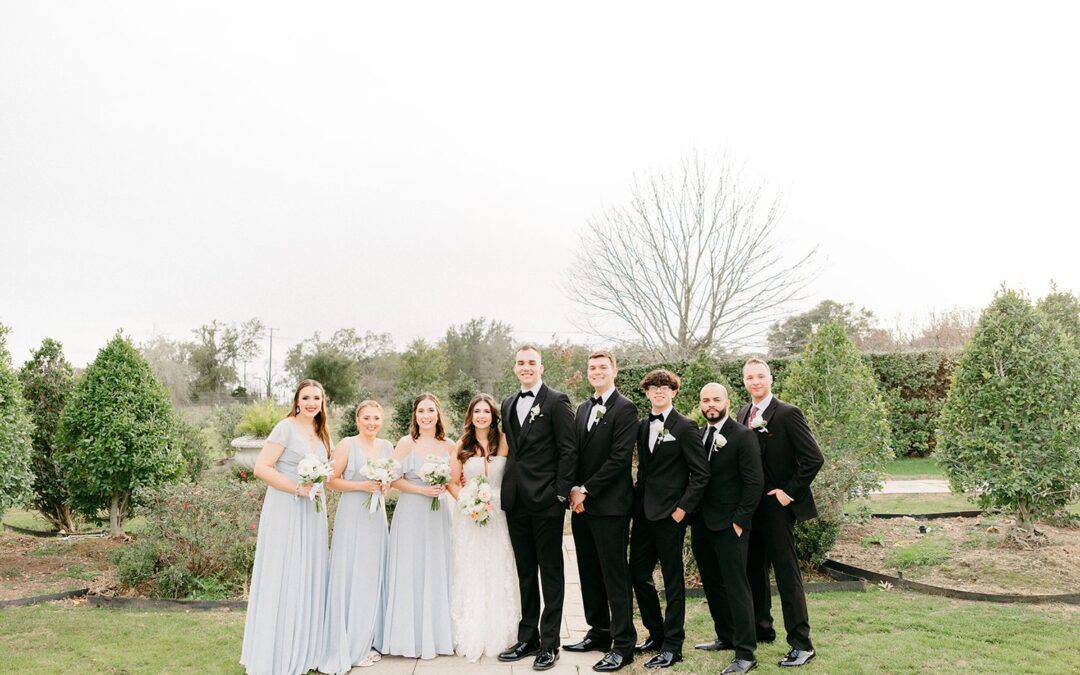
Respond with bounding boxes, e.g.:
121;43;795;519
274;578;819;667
573;389;638;517
697;418;764;532
737;397;824;522
500;383;577;518
633;408;711;521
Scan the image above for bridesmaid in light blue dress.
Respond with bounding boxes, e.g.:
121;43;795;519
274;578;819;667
321;400;393;673
379;392;456;660
241;379;331;675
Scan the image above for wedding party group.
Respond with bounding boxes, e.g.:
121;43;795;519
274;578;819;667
238;345;824;675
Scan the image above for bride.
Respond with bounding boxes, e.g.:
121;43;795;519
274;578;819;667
447;393;521;662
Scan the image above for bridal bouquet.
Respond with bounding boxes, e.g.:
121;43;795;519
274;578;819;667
418;454;452;511
458;474;495;526
296;454;334;512
360;456;401;514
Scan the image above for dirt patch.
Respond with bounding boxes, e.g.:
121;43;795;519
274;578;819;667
0;531;120;600
832;515;1080;595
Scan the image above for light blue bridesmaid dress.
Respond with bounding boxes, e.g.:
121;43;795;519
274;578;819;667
240;419;329;675
320;437;392;673
378;448;455;659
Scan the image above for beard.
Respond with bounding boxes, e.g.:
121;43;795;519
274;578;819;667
703;405;728;423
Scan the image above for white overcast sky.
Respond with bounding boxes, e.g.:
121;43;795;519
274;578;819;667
2;2;1078;373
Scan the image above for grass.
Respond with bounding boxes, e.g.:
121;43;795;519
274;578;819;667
848;492;978;515
886;456;944;479
884;539;953;571
1;508;148;535
2;592;1078;673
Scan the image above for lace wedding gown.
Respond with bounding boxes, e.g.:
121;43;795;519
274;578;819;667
451;455;521;662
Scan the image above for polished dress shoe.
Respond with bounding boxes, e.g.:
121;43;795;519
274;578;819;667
634;636;662;654
778;648;815;667
643;650;682;669
722;658;757;673
566;635;612;653
694;639;734;651
532;647;559;671
497;641;539;662
592;651;631;672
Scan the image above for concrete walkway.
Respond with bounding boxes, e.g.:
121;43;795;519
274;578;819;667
875;479;951;494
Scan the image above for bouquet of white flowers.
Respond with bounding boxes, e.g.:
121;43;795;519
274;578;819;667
360;456;401;514
417;454;452;511
296;453;334;512
458;474;495;526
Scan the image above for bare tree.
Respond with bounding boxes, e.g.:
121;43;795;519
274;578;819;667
565;152;817;358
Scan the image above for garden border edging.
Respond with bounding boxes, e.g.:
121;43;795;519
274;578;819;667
0;588;89;608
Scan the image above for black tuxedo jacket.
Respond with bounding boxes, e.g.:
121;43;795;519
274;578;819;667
500;383;577;518
633;408;710;521
697;417;764;532
737;397;824;522
573;389;638;517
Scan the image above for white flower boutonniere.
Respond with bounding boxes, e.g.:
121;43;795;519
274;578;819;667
750;416;769;434
594;404;606;422
714;433;727;449
658;430;677;444
529;404;542;423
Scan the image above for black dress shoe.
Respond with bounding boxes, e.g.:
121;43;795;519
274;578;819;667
722;658;757;673
497;641;540;662
694;639;735;651
532;647;559;671
778;648;815;667
566;635;612;653
644;650;682;669
634;636;662;654
592;651;631;672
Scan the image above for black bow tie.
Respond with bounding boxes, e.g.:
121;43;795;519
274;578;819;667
590;396;603;405
518;390;535;399
648;413;664;422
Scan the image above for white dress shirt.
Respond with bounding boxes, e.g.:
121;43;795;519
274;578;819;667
516;381;543;425
647;405;673;451
587;386;616;431
747;394;773;425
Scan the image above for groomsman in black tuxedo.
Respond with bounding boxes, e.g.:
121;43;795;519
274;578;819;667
738;358;824;668
628;369;710;670
566;350;638;672
689;383;763;674
498;345;577;671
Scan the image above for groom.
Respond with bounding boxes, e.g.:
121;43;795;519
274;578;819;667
499;345;577;671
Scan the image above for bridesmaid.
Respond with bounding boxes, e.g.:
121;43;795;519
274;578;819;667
321;400;394;672
241;379;331;675
379;392;456;660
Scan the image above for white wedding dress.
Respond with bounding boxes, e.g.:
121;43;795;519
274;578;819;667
451;455;521;662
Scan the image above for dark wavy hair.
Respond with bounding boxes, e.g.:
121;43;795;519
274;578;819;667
408;392;447;440
457;393;502;465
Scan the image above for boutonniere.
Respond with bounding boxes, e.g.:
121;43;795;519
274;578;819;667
713;433;727;449
529;404;542;423
750;416;769;434
656;430;676;445
593;404;606;422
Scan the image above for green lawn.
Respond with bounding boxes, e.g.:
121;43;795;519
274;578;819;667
848;492;978;515
885;456;944;479
1;508;148;535
3;591;1077;673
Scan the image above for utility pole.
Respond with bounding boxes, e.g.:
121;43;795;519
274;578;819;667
265;327;275;399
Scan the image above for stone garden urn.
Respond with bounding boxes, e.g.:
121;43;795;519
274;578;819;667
229;436;266;470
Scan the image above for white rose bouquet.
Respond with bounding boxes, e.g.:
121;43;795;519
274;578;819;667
296;453;334;512
418;454;452;511
360;456;401;514
458;474;495;526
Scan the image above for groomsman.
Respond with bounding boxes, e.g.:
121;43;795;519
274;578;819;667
739;358;824;668
498;345;577;671
566;351;638;672
689;383;763;674
629;370;710;670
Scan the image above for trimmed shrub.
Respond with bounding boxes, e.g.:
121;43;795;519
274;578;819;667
864;351;956;458
794;517;841;568
0;324;35;513
18;338;78;531
57;333;185;535
937;288;1080;543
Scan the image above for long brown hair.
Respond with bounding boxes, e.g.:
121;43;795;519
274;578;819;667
287;379;332;454
458;393;502;464
408;392;447;441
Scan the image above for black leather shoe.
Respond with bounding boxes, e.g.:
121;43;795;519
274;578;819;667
694;639;735;651
722;658;757;673
497;641;539;662
566;635;612;653
592;651;631;672
532;648;559;671
778;649;815;667
644;650;682;669
634;636;662;654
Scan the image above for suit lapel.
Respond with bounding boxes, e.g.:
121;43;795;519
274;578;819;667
576;401;590;438
584;390;616;447
653;408;678;452
761;397;780;427
504;396;521;449
518;384;548;447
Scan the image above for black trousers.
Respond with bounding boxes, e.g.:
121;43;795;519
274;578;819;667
507;508;566;649
747;496;813;650
690;521;756;661
629;514;687;653
571;512;637;655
